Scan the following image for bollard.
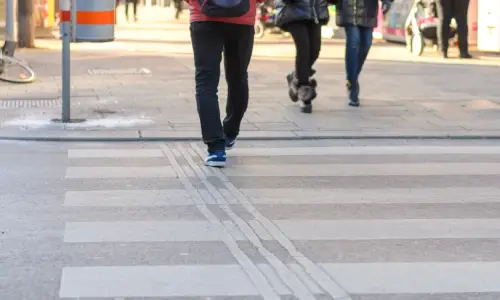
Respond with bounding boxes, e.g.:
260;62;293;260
73;0;115;42
60;0;71;122
57;0;116;123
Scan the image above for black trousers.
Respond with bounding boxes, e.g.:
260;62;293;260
437;0;470;54
125;0;138;18
287;21;322;85
190;21;254;152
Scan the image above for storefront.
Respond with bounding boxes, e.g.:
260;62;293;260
477;0;500;52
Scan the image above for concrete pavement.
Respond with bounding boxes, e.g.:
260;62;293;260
1;48;500;140
2;139;500;299
2;14;500;140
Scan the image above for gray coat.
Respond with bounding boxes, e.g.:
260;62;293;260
336;0;390;28
275;0;330;29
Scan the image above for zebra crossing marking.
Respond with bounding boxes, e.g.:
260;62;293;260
65;166;176;178
222;163;500;177
63;220;247;243
273;219;500;241
240;187;500;204
64;189;193;207
59;265;261;298
229;146;500;156
320;262;500;294
59;143;500;299
68;149;164;158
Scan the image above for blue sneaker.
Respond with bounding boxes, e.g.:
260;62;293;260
225;137;237;151
204;150;226;167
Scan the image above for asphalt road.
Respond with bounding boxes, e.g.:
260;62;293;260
2;139;500;300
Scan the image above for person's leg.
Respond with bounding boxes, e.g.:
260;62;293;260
357;26;373;76
287;22;310;86
437;0;453;57
221;24;254;146
345;25;360;84
125;0;129;20
190;22;226;156
344;25;361;106
454;0;471;57
307;22;322;75
133;0;138;21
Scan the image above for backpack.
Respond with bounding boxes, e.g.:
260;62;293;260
199;0;250;17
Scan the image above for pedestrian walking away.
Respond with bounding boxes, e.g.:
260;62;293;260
336;0;392;107
275;0;330;113
125;0;139;22
174;0;184;19
188;0;262;167
436;0;472;59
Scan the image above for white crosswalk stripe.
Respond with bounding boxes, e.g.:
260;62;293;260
59;143;500;299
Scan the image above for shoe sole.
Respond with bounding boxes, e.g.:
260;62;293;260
348;102;360;107
205;161;226;167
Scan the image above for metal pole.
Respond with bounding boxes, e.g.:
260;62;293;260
4;0;18;55
60;0;71;122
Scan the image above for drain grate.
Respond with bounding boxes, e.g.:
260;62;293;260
0;99;61;109
88;68;152;75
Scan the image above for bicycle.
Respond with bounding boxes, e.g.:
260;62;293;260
0;42;37;84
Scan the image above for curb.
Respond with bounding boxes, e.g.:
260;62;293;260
1;134;500;143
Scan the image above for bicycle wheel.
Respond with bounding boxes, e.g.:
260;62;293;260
0;55;36;84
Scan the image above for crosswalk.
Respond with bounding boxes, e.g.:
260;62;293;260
60;142;500;299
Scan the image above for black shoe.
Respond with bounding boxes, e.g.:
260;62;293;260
442;51;448;59
298;85;316;113
460;52;473;59
300;101;312;113
347;81;360;107
286;72;299;102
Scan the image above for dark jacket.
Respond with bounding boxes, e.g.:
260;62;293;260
275;0;330;28
336;0;390;28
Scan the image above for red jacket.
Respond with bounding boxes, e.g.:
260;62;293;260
187;0;263;25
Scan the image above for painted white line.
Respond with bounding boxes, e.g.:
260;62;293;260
68;149;164;158
320;262;500;294
229;146;500;156
274;219;500;241
222;163;500;177
65;166;176;178
59;265;259;298
64;190;193;207
63;221;246;243
240;187;500;204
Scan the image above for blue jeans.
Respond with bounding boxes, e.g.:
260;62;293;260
345;25;373;84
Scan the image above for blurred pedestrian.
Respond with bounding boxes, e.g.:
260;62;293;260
187;0;263;166
174;0;183;19
336;0;392;107
125;0;139;22
436;0;472;59
275;0;330;113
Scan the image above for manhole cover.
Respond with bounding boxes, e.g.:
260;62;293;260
88;68;152;75
0;99;61;109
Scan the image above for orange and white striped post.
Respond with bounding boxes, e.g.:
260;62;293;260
60;0;116;43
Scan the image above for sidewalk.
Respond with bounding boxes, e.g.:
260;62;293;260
1;46;500;140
